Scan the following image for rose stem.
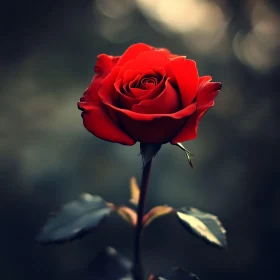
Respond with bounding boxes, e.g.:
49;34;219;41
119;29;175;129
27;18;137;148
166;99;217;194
133;158;153;280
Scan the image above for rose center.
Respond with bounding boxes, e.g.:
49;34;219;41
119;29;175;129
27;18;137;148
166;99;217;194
140;77;158;90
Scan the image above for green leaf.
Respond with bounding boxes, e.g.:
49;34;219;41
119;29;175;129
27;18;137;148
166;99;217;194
172;143;194;169
176;207;227;249
143;205;174;227
155;267;199;280
36;193;112;244
85;247;133;280
140;143;161;166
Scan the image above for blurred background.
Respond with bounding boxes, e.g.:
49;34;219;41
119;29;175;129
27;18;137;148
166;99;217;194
1;0;279;279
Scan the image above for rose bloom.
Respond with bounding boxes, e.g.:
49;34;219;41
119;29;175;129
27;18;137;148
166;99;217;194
78;43;221;145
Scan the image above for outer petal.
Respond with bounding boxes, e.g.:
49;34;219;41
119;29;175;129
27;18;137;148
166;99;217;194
155;47;180;58
116;50;175;84
78;55;135;145
115;43;153;67
94;54;120;76
78;99;136;145
82;54;120;102
118;103;197;143
98;66;123;106
170;57;199;107
170;76;222;143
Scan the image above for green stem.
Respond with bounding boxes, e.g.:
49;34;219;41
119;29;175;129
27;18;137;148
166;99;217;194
133;159;153;280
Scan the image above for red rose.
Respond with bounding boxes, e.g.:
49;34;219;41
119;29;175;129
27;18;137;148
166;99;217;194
78;43;221;145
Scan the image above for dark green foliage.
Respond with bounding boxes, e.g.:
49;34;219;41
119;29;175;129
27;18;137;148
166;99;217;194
85;247;133;280
37;193;112;244
156;267;199;280
176;207;227;249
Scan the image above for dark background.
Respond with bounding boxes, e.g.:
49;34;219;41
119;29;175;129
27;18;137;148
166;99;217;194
1;0;279;279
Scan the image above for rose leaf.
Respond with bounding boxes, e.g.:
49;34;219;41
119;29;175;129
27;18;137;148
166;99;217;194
142;205;174;227
176;207;227;249
84;247;133;280
154;267;200;280
36;193;113;244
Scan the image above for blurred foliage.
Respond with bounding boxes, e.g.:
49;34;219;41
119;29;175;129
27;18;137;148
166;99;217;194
1;0;279;279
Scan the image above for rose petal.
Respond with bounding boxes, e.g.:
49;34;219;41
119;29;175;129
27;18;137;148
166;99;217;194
113;68;166;105
81;54;120;102
98;66;123;106
122;69;143;85
124;83;149;100
114;75;166;110
171;57;199;107
128;68;165;97
155;47;179;58
140;76;158;90
140;81;155;90
101;85;197;121
115;43;153;67
120;74;143;97
116;50;175;83
118;103;197;144
131;79;181;114
78;99;135;145
94;54;120;75
78;55;135;146
171;76;222;143
197;79;221;109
